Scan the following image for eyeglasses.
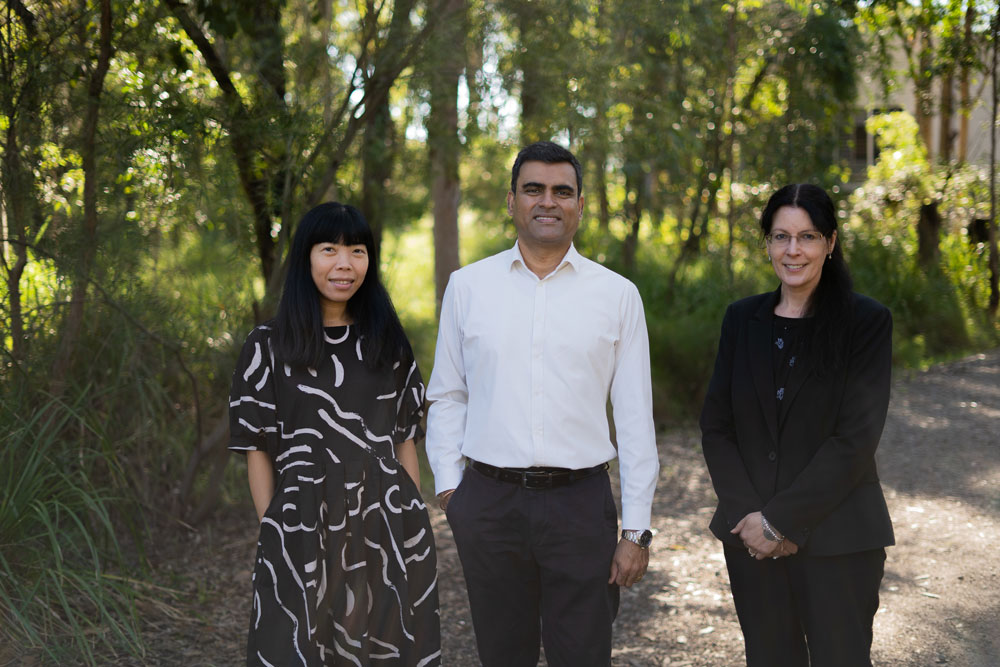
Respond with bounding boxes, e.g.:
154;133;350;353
765;231;827;247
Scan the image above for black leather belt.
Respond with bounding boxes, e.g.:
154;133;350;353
468;460;609;489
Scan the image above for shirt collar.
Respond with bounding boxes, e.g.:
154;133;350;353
508;241;581;278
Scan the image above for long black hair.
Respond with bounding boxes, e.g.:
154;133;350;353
760;183;853;372
273;202;409;369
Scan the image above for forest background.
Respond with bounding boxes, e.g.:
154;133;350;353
2;0;999;663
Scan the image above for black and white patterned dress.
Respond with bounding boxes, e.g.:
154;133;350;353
229;323;440;667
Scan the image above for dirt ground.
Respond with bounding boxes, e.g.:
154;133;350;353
130;349;1000;666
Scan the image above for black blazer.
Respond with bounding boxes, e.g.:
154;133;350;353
700;289;895;556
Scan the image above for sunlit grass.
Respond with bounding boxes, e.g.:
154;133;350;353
380;211;515;369
382;217;437;326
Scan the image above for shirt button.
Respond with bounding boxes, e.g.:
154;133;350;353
768;451;777;462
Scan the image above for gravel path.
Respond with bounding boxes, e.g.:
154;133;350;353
131;349;1000;666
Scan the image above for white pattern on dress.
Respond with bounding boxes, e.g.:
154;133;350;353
229;325;439;665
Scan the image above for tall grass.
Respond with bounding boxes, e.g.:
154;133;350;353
0;393;144;664
0;227;255;663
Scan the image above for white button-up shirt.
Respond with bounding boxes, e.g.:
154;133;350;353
425;242;659;529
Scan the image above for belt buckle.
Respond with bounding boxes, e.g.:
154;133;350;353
522;470;554;489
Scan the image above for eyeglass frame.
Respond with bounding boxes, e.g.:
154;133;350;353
764;230;829;247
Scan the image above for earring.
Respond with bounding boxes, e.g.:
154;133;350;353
827;253;832;260
767;254;771;261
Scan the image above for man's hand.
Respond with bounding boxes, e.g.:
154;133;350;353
437;489;455;511
608;538;649;587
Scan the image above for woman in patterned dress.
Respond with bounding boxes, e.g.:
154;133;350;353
700;184;894;666
229;202;441;666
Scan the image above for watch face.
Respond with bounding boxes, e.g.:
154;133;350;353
624;529;653;547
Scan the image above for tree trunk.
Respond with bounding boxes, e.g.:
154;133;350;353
939;68;954;162
361;95;394;245
596;152;610;229
465;13;484;142
917;201;942;268
591;0;611;229
514;1;546;142
49;0;113;394
958;3;975;163
916;25;935;155
1;116;31;364
427;0;465;313
989;5;999;316
622;164;644;275
724;5;738;286
0;2;38;366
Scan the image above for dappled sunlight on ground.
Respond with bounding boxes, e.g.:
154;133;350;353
132;350;999;666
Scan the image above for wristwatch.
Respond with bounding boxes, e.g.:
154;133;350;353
760;514;784;543
621;529;653;549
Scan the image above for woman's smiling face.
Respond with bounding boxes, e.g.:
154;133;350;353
310;241;369;321
766;206;837;299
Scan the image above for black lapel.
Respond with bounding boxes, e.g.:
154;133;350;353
749;289;780;444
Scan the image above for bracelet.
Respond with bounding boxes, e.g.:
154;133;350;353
760;514;784;543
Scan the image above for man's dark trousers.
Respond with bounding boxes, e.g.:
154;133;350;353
446;466;620;667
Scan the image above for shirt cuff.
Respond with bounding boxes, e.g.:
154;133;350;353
433;463;465;496
621;504;652;532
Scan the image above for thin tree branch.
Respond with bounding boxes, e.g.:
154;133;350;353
304;0;452;209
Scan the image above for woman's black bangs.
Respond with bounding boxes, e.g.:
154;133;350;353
304;210;369;249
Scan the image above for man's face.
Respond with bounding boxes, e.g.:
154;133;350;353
506;161;583;251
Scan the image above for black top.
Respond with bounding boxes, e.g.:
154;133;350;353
771;315;810;426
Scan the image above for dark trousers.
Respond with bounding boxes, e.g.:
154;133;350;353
446;466;620;667
723;544;886;667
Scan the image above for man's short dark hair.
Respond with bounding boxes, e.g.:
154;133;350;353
510;141;583;196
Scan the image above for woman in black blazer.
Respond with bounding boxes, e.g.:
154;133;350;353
701;184;894;667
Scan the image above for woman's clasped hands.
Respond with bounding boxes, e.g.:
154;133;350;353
731;511;799;560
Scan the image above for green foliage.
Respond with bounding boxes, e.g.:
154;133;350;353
848;111;999;366
847;231;969;366
641;257;755;422
860;112;933;202
0;394;143;664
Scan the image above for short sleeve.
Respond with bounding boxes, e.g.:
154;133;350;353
393;345;426;444
228;326;279;457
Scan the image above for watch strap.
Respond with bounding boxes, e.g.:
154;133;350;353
621;528;652;548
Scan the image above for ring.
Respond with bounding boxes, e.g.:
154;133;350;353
747;548;757;558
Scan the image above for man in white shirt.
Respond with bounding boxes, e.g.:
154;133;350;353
426;141;659;666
